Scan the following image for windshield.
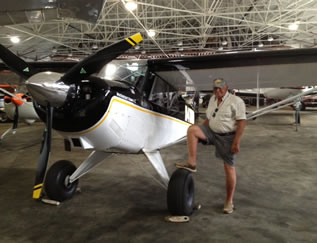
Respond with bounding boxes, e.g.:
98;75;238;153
98;59;147;87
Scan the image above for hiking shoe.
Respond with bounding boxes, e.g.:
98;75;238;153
223;202;234;214
175;162;197;173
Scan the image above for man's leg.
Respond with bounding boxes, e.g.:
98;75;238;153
186;125;207;168
224;163;236;204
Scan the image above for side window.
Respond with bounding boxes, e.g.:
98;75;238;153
149;76;182;111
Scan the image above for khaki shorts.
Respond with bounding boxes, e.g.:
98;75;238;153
199;125;236;166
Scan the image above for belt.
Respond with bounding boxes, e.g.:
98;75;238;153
215;131;235;136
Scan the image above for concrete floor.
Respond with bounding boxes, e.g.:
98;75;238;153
0;108;317;242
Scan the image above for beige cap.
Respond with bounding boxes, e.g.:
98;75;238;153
213;78;227;88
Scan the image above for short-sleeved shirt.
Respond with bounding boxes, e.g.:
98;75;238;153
206;91;246;133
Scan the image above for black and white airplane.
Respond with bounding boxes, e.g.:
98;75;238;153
1;33;317;216
0;33;196;216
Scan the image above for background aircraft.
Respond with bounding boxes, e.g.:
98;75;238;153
0;84;16;122
234;86;317;111
0;86;39;140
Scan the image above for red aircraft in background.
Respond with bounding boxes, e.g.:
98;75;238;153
0;84;39;140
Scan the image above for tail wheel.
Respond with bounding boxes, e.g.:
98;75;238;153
44;160;78;202
167;168;195;216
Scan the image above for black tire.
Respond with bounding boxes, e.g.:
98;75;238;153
167;168;195;216
44;160;78;202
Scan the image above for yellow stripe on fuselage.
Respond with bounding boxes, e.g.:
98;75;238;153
74;97;191;135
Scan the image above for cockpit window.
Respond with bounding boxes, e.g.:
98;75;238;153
99;60;147;87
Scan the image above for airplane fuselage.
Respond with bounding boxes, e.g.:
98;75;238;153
31;71;194;153
59;95;191;152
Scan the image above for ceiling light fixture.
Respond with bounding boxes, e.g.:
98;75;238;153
258;42;263;47
177;41;183;46
125;1;137;11
222;40;227;46
10;36;20;44
147;29;156;38
218;46;223;51
288;21;299;31
268;36;274;41
92;44;98;50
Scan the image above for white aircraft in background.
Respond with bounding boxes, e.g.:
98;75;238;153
234;86;317;111
1;33;317;217
0;86;39;140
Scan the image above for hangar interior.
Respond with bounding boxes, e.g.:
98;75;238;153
0;0;317;242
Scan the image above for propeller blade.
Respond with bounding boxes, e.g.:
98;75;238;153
33;104;53;199
61;33;143;84
12;105;19;131
0;43;37;79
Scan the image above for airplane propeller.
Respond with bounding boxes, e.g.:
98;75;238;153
60;33;143;84
0;44;36;79
33;104;53;199
0;33;143;200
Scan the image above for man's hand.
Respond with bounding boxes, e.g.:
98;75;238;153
231;119;246;154
231;140;240;154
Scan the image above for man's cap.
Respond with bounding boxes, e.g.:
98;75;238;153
213;78;227;88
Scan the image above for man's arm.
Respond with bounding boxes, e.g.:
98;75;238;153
232;119;246;154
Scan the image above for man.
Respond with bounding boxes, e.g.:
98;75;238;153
176;78;246;214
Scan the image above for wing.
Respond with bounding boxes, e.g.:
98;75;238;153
148;48;317;90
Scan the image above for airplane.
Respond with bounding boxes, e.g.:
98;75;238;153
1;33;317;216
0;33;196;216
0;86;39;140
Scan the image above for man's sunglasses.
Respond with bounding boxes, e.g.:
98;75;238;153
212;108;219;118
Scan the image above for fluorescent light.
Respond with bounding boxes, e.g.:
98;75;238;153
147;29;156;37
177;41;183;46
222;40;227;46
258;42;263;47
268;36;274;41
218;46;223;51
92;44;98;50
10;36;20;44
125;1;137;11
288;22;299;31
